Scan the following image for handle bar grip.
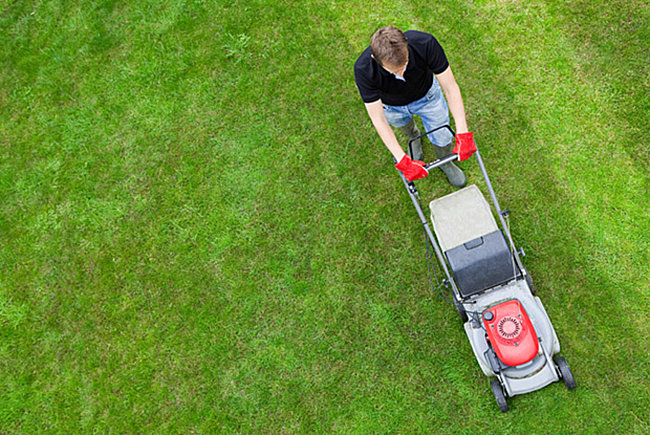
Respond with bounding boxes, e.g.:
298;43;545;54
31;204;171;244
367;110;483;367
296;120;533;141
424;154;459;171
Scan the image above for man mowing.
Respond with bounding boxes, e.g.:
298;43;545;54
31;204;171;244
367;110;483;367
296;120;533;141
354;26;475;185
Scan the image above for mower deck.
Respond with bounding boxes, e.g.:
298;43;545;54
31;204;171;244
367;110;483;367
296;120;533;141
461;279;561;396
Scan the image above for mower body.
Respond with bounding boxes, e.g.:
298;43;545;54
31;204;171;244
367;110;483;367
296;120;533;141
429;184;562;397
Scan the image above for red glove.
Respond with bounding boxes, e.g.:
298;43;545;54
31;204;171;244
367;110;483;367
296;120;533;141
395;155;428;181
453;132;477;161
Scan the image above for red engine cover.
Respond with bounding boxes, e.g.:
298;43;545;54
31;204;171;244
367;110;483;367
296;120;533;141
483;299;539;367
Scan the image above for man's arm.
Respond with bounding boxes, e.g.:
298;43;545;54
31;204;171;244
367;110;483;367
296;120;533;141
435;66;468;134
364;100;406;161
364;100;428;181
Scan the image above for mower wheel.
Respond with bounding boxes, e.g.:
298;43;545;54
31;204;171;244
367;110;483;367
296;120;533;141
490;379;509;413
454;301;468;323
554;356;577;390
525;273;537;295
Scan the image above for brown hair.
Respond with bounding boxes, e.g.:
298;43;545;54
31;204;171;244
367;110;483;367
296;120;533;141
370;26;408;67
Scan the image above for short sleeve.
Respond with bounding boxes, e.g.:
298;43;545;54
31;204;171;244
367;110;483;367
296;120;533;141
354;66;381;103
425;35;449;74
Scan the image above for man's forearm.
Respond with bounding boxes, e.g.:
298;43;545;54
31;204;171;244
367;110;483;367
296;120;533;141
370;115;406;161
436;67;468;134
445;82;468;134
365;101;406;161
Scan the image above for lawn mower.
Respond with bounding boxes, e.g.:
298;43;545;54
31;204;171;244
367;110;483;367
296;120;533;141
397;125;576;412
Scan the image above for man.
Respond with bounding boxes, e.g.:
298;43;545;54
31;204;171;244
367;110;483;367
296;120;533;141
354;27;475;185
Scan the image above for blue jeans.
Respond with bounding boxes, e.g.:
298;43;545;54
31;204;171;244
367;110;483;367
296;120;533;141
382;78;453;147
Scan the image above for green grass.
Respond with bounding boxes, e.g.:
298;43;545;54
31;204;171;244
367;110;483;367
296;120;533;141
1;0;648;432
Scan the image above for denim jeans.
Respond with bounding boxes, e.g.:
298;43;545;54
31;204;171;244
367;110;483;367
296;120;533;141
382;78;453;147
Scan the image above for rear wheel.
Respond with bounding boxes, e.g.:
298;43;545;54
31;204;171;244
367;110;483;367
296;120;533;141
454;300;468;323
525;273;537;295
554;356;577;390
490;379;509;413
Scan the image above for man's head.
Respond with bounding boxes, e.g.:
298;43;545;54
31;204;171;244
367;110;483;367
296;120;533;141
371;26;409;74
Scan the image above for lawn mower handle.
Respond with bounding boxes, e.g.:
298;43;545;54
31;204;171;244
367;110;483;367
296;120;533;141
424;154;459;171
407;125;460;171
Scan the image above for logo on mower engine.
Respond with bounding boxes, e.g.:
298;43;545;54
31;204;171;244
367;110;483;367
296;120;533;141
497;316;521;340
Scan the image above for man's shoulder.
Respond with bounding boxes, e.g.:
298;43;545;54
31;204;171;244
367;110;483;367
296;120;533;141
354;46;372;71
404;30;437;44
354;46;380;101
354;46;377;84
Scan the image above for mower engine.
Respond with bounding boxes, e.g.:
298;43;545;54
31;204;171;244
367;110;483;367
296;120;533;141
483;300;538;367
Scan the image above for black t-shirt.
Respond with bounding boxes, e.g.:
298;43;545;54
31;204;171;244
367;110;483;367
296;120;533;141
354;30;449;106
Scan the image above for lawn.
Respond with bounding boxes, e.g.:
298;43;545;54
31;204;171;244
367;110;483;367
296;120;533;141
1;0;648;432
